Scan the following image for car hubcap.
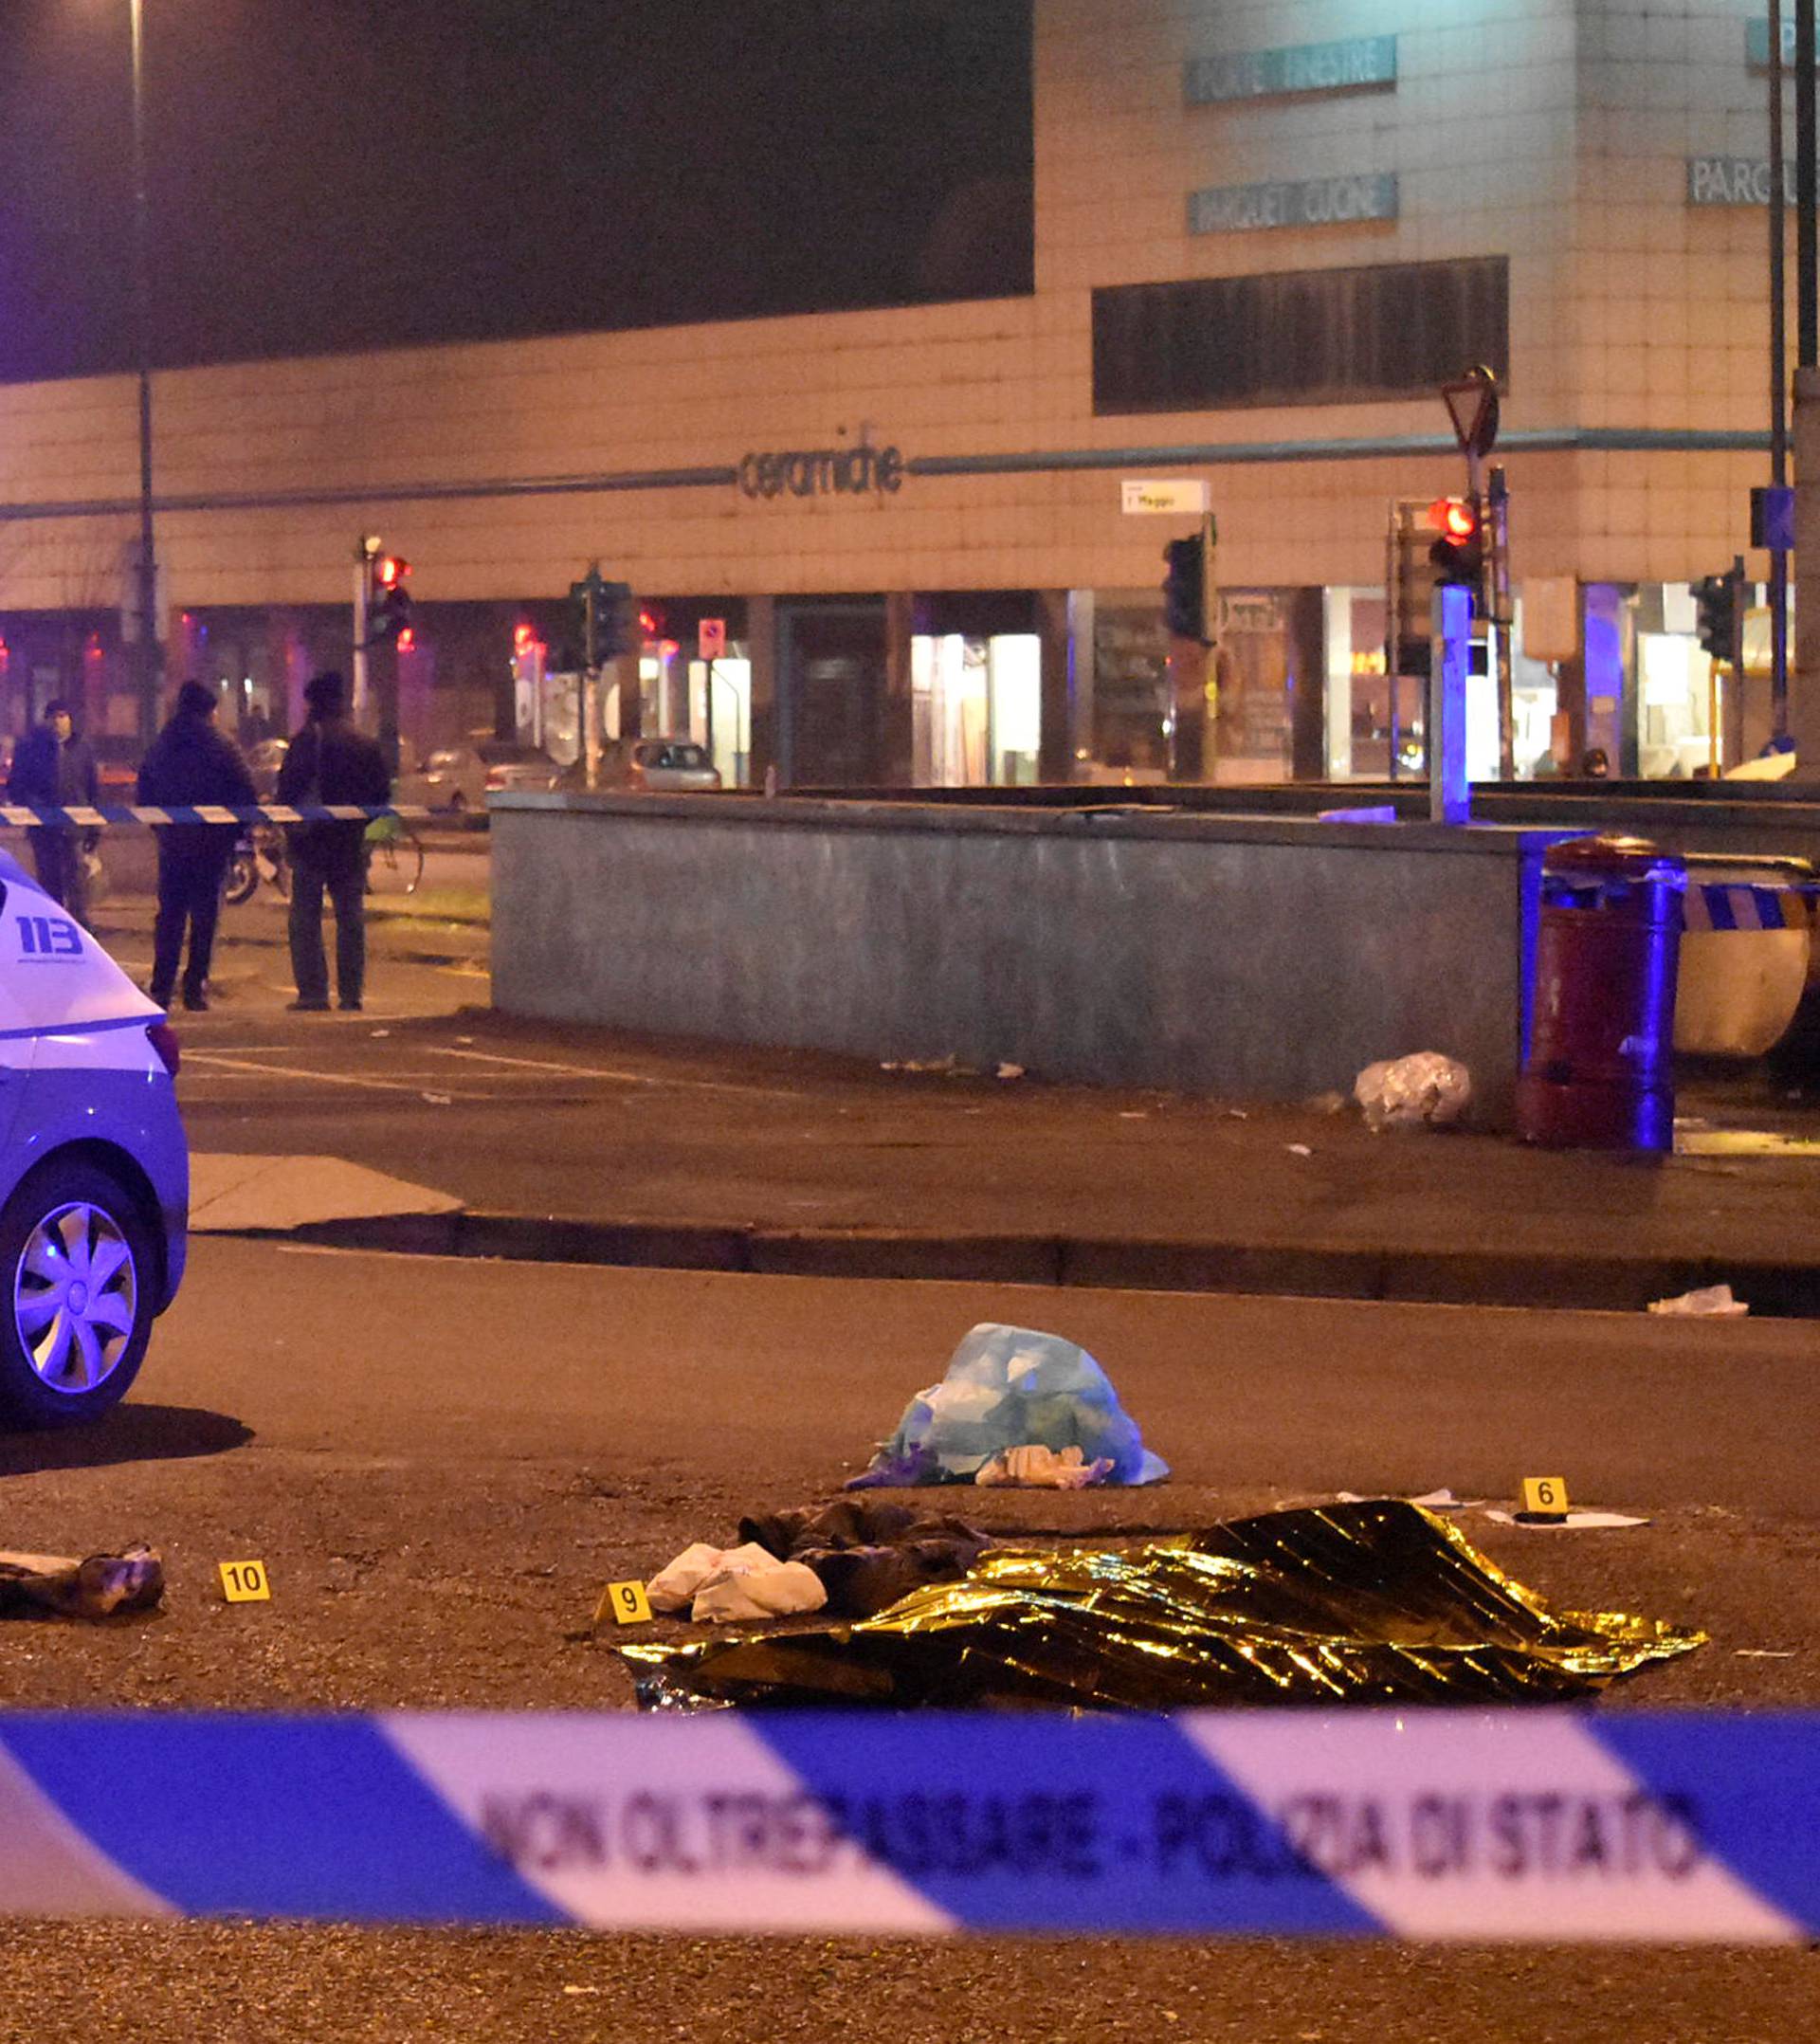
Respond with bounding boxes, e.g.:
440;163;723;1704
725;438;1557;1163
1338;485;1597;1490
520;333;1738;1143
14;1202;137;1395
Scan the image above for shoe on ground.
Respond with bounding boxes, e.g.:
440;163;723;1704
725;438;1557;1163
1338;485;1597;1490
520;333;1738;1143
181;991;209;1013
337;999;363;1013
286;997;331;1013
146;986;171;1011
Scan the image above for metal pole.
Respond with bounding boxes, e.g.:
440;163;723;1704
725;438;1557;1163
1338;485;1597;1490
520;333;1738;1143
1794;0;1820;770
352;543;371;725
1801;0;1817;366
1773;0;1793;736
1429;582;1470;824
128;0;160;744
1384;503;1400;782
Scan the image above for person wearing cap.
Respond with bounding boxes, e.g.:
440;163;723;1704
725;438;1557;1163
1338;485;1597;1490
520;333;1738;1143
8;698;100;926
275;670;391;1013
136;681;256;1012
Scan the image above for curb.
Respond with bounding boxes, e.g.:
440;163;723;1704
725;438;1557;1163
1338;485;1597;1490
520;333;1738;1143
232;1209;1820;1316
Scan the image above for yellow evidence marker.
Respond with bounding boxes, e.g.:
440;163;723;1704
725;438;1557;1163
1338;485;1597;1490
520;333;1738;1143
595;1579;653;1627
1520;1477;1570;1521
218;1560;272;1603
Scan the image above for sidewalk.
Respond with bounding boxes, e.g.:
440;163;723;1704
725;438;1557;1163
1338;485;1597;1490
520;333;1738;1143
166;969;1820;1313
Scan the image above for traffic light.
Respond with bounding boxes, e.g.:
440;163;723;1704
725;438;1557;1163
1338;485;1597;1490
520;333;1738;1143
368;552;413;643
570;570;639;667
1427;497;1485;593
1161;535;1206;641
1692;571;1740;663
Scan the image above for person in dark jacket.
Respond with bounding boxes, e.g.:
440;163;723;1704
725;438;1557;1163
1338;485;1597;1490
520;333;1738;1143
136;681;256;1012
8;699;100;926
275;670;391;1013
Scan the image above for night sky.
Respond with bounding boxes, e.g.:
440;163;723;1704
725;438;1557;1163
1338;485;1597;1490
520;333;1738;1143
0;0;1031;384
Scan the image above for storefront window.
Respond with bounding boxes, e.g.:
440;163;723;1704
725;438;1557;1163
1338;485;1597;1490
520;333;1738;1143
910;631;1040;786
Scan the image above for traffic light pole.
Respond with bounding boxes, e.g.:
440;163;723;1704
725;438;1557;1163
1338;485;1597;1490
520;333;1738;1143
352;544;372;726
1429;583;1470;825
1794;0;1820;772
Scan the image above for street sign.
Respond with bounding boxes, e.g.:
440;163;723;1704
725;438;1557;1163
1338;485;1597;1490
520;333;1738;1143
1122;479;1210;516
699;617;727;661
1753;484;1795;552
1441;365;1501;460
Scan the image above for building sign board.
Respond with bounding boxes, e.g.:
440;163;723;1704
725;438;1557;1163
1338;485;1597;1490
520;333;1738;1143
1189;173;1397;235
1687;156;1794;206
1747;18;1819;65
1121;479;1210;516
737;442;904;499
1185;37;1396;104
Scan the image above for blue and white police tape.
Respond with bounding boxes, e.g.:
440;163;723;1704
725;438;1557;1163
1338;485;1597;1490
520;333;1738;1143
0;1708;1815;1938
0;803;430;830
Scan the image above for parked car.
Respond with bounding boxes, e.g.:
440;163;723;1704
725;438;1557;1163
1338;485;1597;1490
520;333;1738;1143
397;739;562;815
0;848;187;1425
561;738;723;794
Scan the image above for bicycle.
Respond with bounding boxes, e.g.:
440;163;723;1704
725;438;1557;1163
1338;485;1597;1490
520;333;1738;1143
223;824;289;906
362;812;425;897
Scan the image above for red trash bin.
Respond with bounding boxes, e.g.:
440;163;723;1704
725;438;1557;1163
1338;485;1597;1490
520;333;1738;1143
1515;835;1685;1151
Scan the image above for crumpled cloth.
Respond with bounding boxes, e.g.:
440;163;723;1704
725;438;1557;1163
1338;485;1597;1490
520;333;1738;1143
975;1444;1113;1489
625;1499;1702;1712
737;1499;990;1619
646;1541;828;1623
691;1560;826;1624
846;1323;1168;1489
0;1544;163;1620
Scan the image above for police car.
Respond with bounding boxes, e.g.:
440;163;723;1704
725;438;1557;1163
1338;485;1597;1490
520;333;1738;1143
0;850;186;1427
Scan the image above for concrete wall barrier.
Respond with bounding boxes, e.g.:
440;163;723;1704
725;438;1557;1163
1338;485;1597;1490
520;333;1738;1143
492;794;1564;1123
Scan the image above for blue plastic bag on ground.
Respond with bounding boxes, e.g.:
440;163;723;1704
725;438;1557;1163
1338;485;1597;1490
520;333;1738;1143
847;1323;1170;1488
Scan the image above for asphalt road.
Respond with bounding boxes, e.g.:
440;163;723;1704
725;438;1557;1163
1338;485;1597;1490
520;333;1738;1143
0;1241;1812;2040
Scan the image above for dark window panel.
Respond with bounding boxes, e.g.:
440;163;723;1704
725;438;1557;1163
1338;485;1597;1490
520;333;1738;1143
1091;258;1510;415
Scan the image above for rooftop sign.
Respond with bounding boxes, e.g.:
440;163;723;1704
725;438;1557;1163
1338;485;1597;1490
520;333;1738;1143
1687;156;1794;205
1189;173;1397;235
1185;37;1396;104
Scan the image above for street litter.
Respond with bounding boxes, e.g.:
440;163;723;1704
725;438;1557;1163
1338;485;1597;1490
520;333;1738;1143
1354;1051;1472;1132
976;1444;1112;1488
623;1498;1702;1712
994;1062;1025;1081
421;1091;453;1106
879;1055;975;1076
1338;1488;1470;1509
845;1322;1169;1489
1285;1143;1313;1158
1736;1649;1796;1659
0;1544;162;1620
1483;1508;1649;1530
370;1029;391;1038
646;1541;826;1623
1648;1284;1749;1318
737;1499;989;1618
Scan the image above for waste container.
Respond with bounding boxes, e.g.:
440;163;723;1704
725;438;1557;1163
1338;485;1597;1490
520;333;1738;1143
1675;855;1816;1059
1516;835;1684;1151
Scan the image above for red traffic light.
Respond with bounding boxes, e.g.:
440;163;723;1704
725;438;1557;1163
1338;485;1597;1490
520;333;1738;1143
375;556;410;589
1428;497;1478;542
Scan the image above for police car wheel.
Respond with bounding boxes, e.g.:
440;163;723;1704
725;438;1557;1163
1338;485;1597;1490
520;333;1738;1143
0;1161;155;1428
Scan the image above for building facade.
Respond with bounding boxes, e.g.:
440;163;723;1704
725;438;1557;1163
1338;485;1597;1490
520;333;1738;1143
0;0;1790;785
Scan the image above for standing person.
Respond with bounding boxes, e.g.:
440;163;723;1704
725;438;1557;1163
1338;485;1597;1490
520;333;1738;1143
276;670;390;1013
136;681;256;1012
7;699;100;926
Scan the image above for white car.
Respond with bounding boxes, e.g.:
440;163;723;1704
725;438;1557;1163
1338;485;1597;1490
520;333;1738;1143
0;849;187;1426
398;739;562;816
